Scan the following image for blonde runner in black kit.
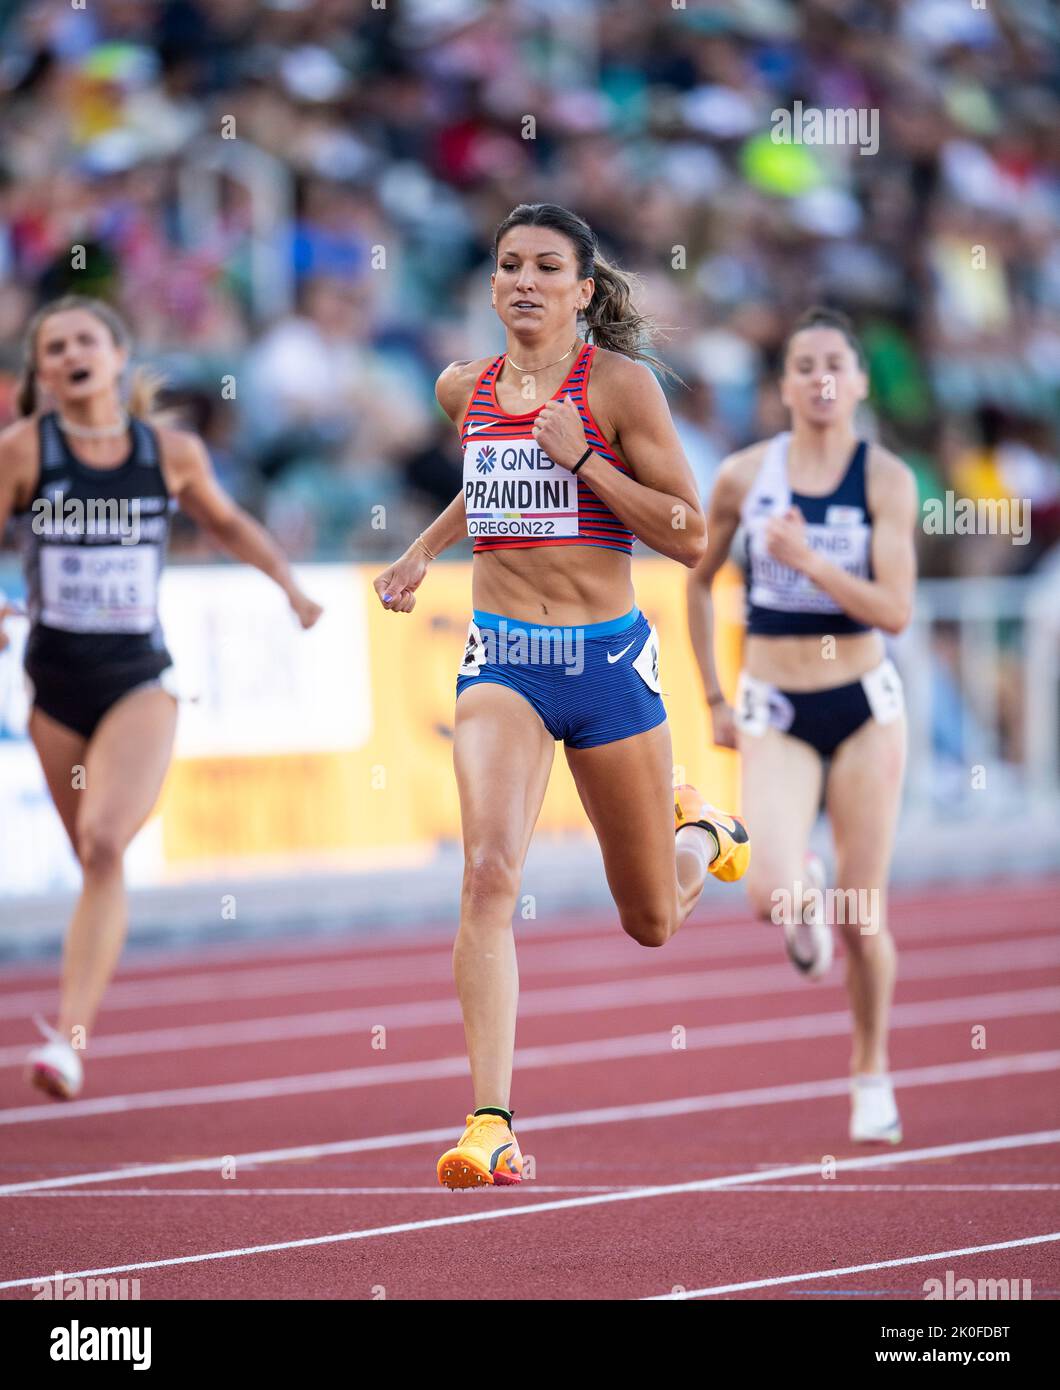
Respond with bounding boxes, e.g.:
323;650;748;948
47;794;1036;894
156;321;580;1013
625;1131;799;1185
19;412;175;738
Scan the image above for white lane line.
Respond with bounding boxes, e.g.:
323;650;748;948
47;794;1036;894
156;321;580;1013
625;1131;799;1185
680;1183;1060;1194
3;879;1052;991
4;934;1055;1067
2;984;1057;1126
16;1185;628;1196
1;891;1050;1019
2;1050;1057;1195
16;1182;1060;1198
0;920;754;1019
2;1130;1057;1291
643;1232;1060;1300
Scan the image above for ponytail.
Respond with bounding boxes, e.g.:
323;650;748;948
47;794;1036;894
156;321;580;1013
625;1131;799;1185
127;366;166;419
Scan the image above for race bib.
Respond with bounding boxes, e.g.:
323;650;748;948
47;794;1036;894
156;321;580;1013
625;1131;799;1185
631;625;661;693
40;545;158;634
463;436;578;541
458;620;486;677
734;671;794;737
862;658;904;725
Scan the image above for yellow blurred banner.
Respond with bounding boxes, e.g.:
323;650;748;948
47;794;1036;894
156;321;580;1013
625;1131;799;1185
154;560;745;875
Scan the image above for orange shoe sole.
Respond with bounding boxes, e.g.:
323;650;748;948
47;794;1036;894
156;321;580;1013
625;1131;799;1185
437;1152;493;1190
436;1152;523;1189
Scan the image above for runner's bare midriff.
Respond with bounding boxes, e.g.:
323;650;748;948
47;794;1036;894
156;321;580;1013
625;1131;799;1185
473;545;635;625
744;629;885;690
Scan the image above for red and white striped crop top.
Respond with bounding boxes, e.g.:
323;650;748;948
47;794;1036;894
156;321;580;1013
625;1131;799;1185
460;344;635;554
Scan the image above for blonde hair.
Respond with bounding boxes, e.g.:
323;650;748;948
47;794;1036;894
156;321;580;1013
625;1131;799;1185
16;295;167;419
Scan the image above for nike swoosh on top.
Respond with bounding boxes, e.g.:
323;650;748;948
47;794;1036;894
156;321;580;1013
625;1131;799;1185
466;419;500;435
607;641;635;663
716;816;750;844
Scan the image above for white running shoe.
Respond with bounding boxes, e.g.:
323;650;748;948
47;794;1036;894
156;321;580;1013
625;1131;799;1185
783;851;834;980
850;1073;902;1144
25;1016;83;1101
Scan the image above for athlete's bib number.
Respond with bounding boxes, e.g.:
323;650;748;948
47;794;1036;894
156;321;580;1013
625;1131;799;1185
631;626;661;694
733;672;795;737
40;545;158;634
458;620;486;677
861;659;904;725
463;436;579;539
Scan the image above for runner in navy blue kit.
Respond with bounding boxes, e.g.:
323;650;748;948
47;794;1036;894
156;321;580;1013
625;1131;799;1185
687;307;918;1144
373;204;751;1189
0;296;322;1100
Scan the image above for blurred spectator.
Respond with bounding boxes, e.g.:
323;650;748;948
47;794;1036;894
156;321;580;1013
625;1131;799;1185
0;0;1054;568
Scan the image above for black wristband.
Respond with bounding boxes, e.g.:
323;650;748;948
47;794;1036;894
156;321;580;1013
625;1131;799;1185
571;448;592;474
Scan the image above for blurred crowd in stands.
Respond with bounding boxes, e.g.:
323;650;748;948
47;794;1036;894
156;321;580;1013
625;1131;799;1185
0;0;1057;574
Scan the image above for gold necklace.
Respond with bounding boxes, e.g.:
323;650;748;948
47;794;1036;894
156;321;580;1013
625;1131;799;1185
506;338;581;373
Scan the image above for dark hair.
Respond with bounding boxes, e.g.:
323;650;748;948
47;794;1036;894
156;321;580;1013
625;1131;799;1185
17;295;165;418
783;306;866;370
493;203;677;377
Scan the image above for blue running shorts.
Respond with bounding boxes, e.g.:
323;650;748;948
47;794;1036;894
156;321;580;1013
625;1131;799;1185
455;606;667;748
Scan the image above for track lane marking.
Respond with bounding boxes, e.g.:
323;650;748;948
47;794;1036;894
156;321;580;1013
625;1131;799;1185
2;986;1056;1126
1;887;1053;1017
2;1050;1057;1194
643;1232;1060;1299
2;935;1055;1067
1;1130;1057;1290
15;1182;1060;1197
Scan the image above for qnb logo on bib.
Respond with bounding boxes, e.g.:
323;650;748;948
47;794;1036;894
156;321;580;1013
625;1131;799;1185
40;545;158;634
463;435;579;539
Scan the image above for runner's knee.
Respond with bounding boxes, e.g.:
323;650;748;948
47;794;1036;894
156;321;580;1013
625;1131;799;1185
619;900;674;948
461;846;522;915
77;822;124;877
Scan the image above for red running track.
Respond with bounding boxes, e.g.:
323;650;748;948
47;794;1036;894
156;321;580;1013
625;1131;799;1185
0;878;1057;1301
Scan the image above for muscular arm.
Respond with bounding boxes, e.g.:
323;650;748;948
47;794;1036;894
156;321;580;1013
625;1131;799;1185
801;452;918;634
686;459;747;702
372;362;478;612
555;360;706;566
416;360;483;557
161;430;320;625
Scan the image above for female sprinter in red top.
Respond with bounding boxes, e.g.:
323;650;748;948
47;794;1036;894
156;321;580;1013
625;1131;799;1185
0;296;322;1099
374;204;750;1188
687;307;917;1143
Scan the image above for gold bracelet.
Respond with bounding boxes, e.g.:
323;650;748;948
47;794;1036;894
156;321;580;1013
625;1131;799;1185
415;533;437;561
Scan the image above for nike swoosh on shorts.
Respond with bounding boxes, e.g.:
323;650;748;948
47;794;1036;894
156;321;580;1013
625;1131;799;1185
607;641;635;663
